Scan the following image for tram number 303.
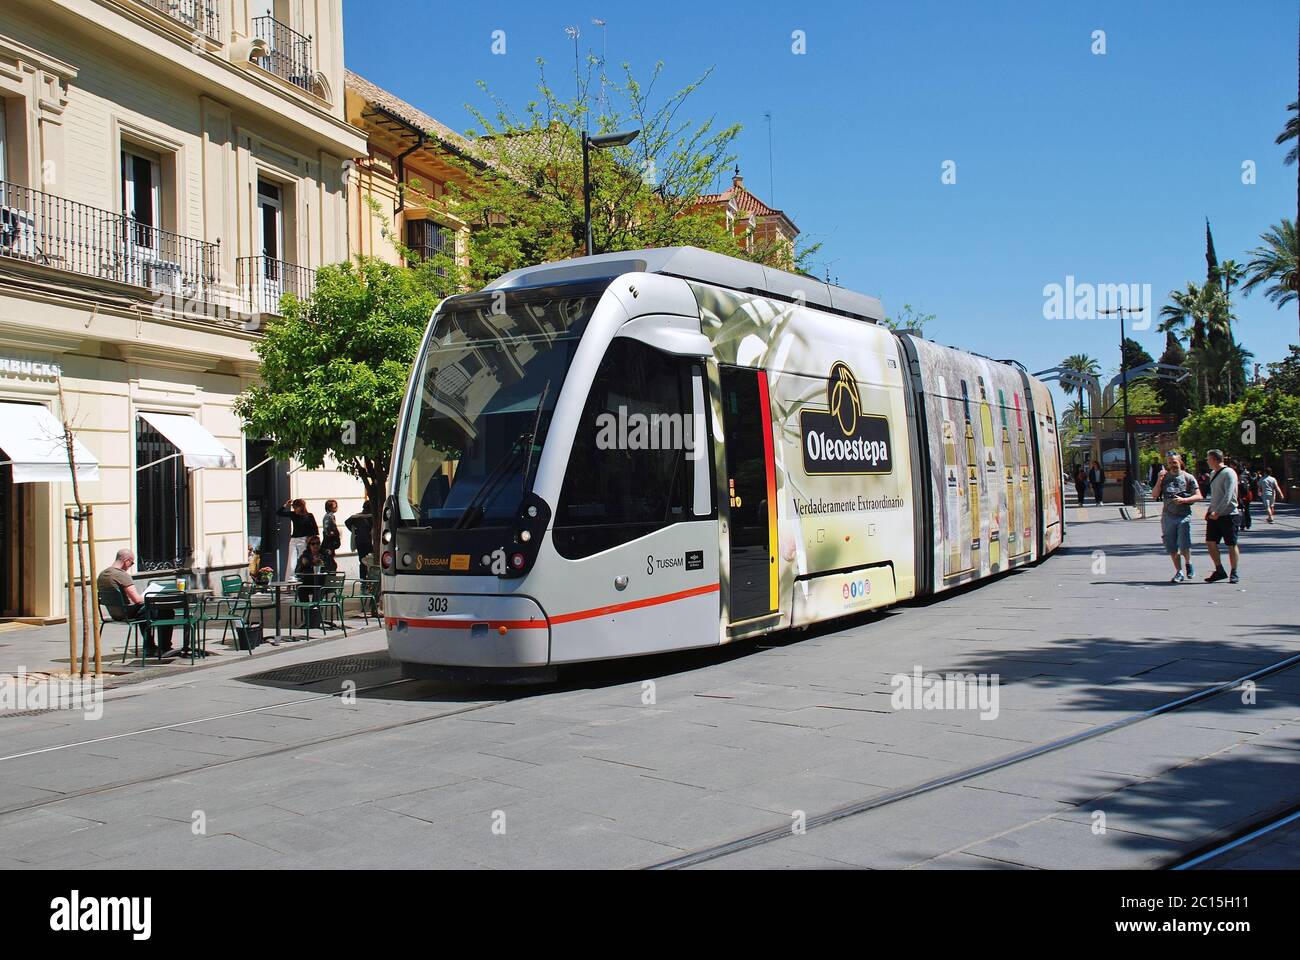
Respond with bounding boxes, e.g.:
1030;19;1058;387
426;596;449;613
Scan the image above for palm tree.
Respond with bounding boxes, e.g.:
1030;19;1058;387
1158;282;1225;351
1218;258;1244;302
1277;100;1299;165
1060;353;1099;415
1159;282;1231;406
1240;218;1300;339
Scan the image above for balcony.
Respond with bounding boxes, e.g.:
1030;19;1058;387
251;15;314;93
236;255;316;317
0;180;218;298
135;0;222;43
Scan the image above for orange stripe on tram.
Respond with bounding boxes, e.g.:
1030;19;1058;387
756;369;779;612
387;582;721;631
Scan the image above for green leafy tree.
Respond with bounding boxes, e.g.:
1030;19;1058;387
882;303;935;336
1263;344;1300;395
1241;385;1300;461
1240;218;1300;340
234;258;439;575
1121;337;1154;373
1155;331;1193;419
434;59;817;289
1178;401;1246;462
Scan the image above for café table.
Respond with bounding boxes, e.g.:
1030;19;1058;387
262;580;300;642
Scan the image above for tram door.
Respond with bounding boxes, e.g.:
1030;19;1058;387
719;366;776;624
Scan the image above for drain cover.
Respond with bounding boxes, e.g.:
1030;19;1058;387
242;655;397;686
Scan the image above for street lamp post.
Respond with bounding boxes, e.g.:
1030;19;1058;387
1099;305;1146;507
582;128;640;257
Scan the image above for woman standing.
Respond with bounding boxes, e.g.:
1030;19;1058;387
277;498;319;574
1073;464;1087;507
322;499;341;553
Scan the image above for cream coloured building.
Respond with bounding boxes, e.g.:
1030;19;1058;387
0;0;368;621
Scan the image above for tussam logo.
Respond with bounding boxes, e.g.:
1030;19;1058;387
801;361;893;476
50;891;151;940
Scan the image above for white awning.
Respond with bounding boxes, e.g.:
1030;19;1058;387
138;411;236;470
0;402;100;483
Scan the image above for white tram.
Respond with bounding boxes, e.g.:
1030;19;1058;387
381;248;1064;680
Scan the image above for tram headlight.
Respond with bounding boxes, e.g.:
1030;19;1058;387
518;529;531;543
382;529;393;545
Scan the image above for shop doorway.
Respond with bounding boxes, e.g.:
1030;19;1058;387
0;458;29;616
245;439;289;578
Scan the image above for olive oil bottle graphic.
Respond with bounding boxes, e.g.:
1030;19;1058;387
977;377;999;570
938;376;963;578
999;389;1016;557
1015;393;1032;552
960;379;980;556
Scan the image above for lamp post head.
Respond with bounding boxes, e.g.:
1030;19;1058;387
588;128;640;149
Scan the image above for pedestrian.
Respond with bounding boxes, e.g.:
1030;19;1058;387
322;499;341;553
1258;466;1285;523
1073;464;1087;507
277;498;318;574
345;502;375;580
1235;462;1253;531
96;549;178;658
1197;465;1211;497
1202;449;1240;584
1089;460;1105;505
1152;452;1202;583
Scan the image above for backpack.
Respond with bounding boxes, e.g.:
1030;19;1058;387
322;515;341;551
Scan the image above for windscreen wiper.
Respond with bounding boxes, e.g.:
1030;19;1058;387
452;435;528;531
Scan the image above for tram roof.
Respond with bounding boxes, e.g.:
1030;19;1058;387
481;247;886;325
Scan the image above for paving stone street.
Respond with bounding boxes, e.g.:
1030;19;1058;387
1;502;1295;869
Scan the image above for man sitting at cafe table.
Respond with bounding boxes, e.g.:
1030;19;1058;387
97;549;179;659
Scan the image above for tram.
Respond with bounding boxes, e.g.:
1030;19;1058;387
381;247;1064;679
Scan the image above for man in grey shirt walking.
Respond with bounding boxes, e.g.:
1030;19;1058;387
1203;449;1240;583
1152;452;1202;583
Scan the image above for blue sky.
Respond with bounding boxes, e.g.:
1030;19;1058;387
343;0;1299;410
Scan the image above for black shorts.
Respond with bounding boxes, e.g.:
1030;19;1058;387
1206;515;1238;546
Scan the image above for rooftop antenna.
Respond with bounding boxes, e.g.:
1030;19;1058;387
592;18;608;121
763;110;774;203
564;26;584;131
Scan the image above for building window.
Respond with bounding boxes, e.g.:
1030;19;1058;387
121;146;162;250
553;338;700;559
136;416;191;572
0;99;7;184
406;218;453;274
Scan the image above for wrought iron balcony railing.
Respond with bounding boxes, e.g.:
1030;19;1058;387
251;15;314;93
136;0;222;42
235;255;316;316
0;180;218;296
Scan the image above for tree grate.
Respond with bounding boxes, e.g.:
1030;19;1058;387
241;655;397;686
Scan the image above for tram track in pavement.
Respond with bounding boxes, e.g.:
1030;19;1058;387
1166;804;1300;870
0;675;507;820
646;649;1300;869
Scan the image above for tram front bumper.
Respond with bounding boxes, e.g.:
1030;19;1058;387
383;591;550;668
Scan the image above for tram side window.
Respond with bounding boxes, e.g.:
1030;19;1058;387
554;338;702;559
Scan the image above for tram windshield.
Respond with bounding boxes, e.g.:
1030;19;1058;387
395;288;603;528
